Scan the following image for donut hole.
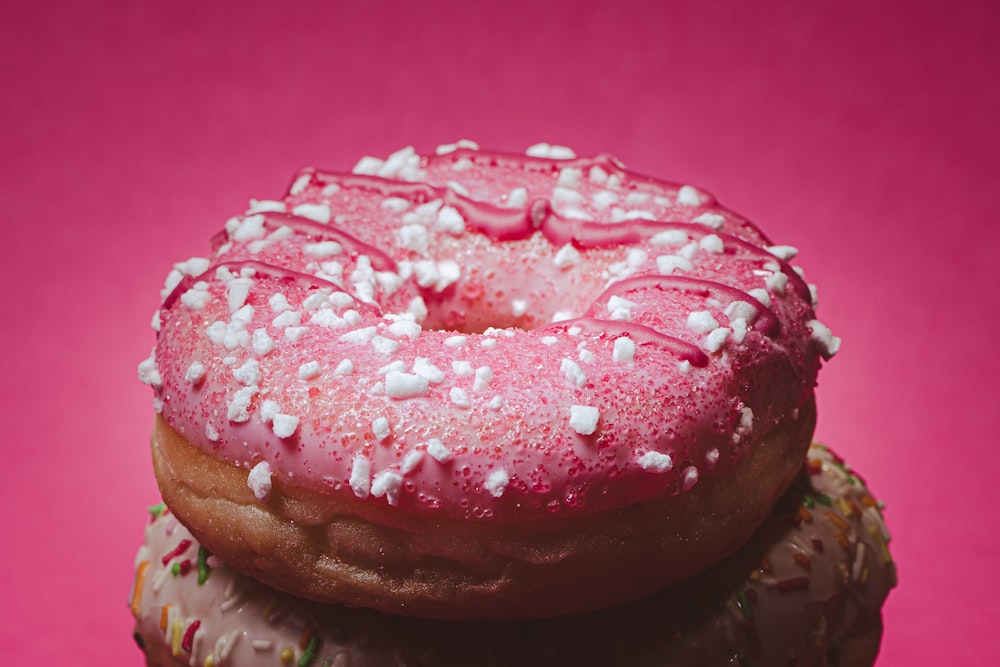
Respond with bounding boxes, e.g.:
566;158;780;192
416;242;608;334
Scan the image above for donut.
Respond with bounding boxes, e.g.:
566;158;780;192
131;443;895;667
140;141;840;618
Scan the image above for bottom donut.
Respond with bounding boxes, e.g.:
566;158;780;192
129;442;896;667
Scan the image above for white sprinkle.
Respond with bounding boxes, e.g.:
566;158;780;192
247;461;272;501
284;326;307;342
226;278;252;314
449;387;471;409
589;165;609;184
693;212;725;230
260;400;280;423
526;142;576;159
385;371;429;399
298;361;321;380
251;639;275;652
589;189;617;210
480;338;497;349
677;185;702;206
766;271;789;294
372;417;391;442
808;319;842;359
738;406;754;435
444;335;467;348
613;337;636;364
560;359;587;387
292;203;331;224
435;206;466;235
656;255;693;274
512;299;529;316
339;326;377;345
231;214;266;241
272;414;299;439
381;196;411;213
371;335;399;356
506;187;528;208
378;360;406;376
413;357;446;384
809;283;820;308
699;234;725;253
677;241;699;261
388;319;422;340
569;405;600;435
552;243;582;269
435;260;461;291
687;310;720;334
401;450;423;474
484;469;510;498
309;310;347;330
269;293;291;313
638;451;673;472
678;359;692;374
473;366;493;392
329;291;355;308
184;361;206;384
650;229;688;246
271;310;301;329
579;348;595;364
551;310;574;323
248;199;286;214
487;396;504;410
681;466;699;490
607;295;635;321
180;284;211;310
706;448;721;469
333;359;353;376
137;351;162;387
349;455;371;499
451;360;474;377
371;470;403;506
426;438;454;463
435;139;479;154
766;245;799;261
248;328;273;356
730;318;749;344
749;288;771;308
205;423;220;442
227;385;258;422
288;173;311;196
399;224;430;254
232;359;261;385
303;241;342;258
541;335;559;346
725;300;759;323
704;327;731;353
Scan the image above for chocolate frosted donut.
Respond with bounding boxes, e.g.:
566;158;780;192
130;443;895;667
140;142;838;618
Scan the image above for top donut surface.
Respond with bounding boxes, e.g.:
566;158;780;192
141;142;839;521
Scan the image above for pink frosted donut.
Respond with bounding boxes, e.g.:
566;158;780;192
141;142;839;618
131;443;895;667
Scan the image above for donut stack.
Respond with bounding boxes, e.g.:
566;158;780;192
132;142;896;666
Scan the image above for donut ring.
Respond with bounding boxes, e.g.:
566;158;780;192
132;443;895;667
141;143;839;618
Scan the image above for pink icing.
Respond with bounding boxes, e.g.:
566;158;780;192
143;144;834;520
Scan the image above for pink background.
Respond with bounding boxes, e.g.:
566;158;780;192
2;0;997;662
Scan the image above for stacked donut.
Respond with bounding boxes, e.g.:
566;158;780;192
133;142;895;666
